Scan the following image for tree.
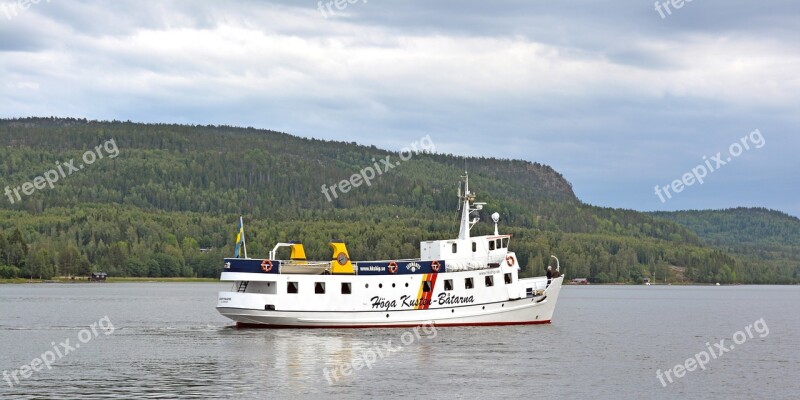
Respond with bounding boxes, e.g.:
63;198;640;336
6;228;28;268
58;244;82;276
28;247;56;280
0;231;7;265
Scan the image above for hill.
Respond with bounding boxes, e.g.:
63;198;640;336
651;208;800;283
0;117;795;283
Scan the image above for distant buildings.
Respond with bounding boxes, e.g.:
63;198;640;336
90;272;107;282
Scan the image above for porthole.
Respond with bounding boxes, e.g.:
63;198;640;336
405;283;409;287
379;283;383;289
386;314;389;318
365;284;369;289
451;309;454;313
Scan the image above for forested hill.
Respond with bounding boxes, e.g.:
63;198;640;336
651;208;800;247
0;117;796;284
652;208;800;283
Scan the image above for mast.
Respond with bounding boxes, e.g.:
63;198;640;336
240;216;248;259
457;172;485;240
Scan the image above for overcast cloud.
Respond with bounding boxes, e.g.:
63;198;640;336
1;0;798;215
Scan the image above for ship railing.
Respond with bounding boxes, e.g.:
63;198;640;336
523;277;550;298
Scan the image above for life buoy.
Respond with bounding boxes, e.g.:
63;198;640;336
431;260;441;272
505;255;515;267
261;259;273;272
388;261;398;274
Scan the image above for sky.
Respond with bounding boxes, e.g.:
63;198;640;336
1;0;798;216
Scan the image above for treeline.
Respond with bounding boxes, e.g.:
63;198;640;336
0;205;743;283
652;208;800;284
0;117;797;283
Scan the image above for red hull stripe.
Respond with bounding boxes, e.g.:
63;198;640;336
420;273;438;310
235;320;551;329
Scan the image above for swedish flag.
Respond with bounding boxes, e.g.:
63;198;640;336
233;217;246;258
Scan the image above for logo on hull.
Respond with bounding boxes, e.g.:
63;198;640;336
406;262;421;272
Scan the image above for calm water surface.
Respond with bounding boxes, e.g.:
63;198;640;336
1;283;798;399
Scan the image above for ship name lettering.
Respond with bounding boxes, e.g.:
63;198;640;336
400;295;431;308
437;292;474;305
370;296;396;311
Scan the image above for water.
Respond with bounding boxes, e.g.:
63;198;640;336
1;283;798;399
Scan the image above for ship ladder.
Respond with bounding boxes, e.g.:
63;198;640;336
237;281;249;293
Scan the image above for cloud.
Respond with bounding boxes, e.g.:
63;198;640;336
1;0;798;215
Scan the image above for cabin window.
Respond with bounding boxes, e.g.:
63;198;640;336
489;241;495;251
341;282;351;294
485;275;494;287
423;281;433;293
444;279;453;291
504;273;513;284
465;277;474;289
315;282;325;294
452;243;457;253
287;282;298;294
472;242;477;252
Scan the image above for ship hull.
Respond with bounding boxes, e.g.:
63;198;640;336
218;276;563;329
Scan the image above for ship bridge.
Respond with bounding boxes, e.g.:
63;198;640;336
420;234;512;271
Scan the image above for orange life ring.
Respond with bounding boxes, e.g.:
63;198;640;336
388;261;398;274
505;255;515;267
431;260;441;272
261;259;273;272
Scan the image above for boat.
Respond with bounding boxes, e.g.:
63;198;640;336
216;173;564;328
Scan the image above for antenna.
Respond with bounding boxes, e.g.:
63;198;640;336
456;180;462;212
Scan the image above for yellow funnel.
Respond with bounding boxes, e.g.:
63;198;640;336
290;243;307;261
329;242;354;274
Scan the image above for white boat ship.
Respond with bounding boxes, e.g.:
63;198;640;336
216;173;564;328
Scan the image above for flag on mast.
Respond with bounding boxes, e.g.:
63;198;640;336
233;216;247;258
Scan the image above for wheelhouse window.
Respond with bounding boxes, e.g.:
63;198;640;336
444;279;453;291
489;241;495;250
485;275;494;287
341;282;352;294
502;238;509;248
315;282;325;294
287;282;298;294
504;273;513;284
496;238;502;249
465;277;474;289
452;243;458;253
